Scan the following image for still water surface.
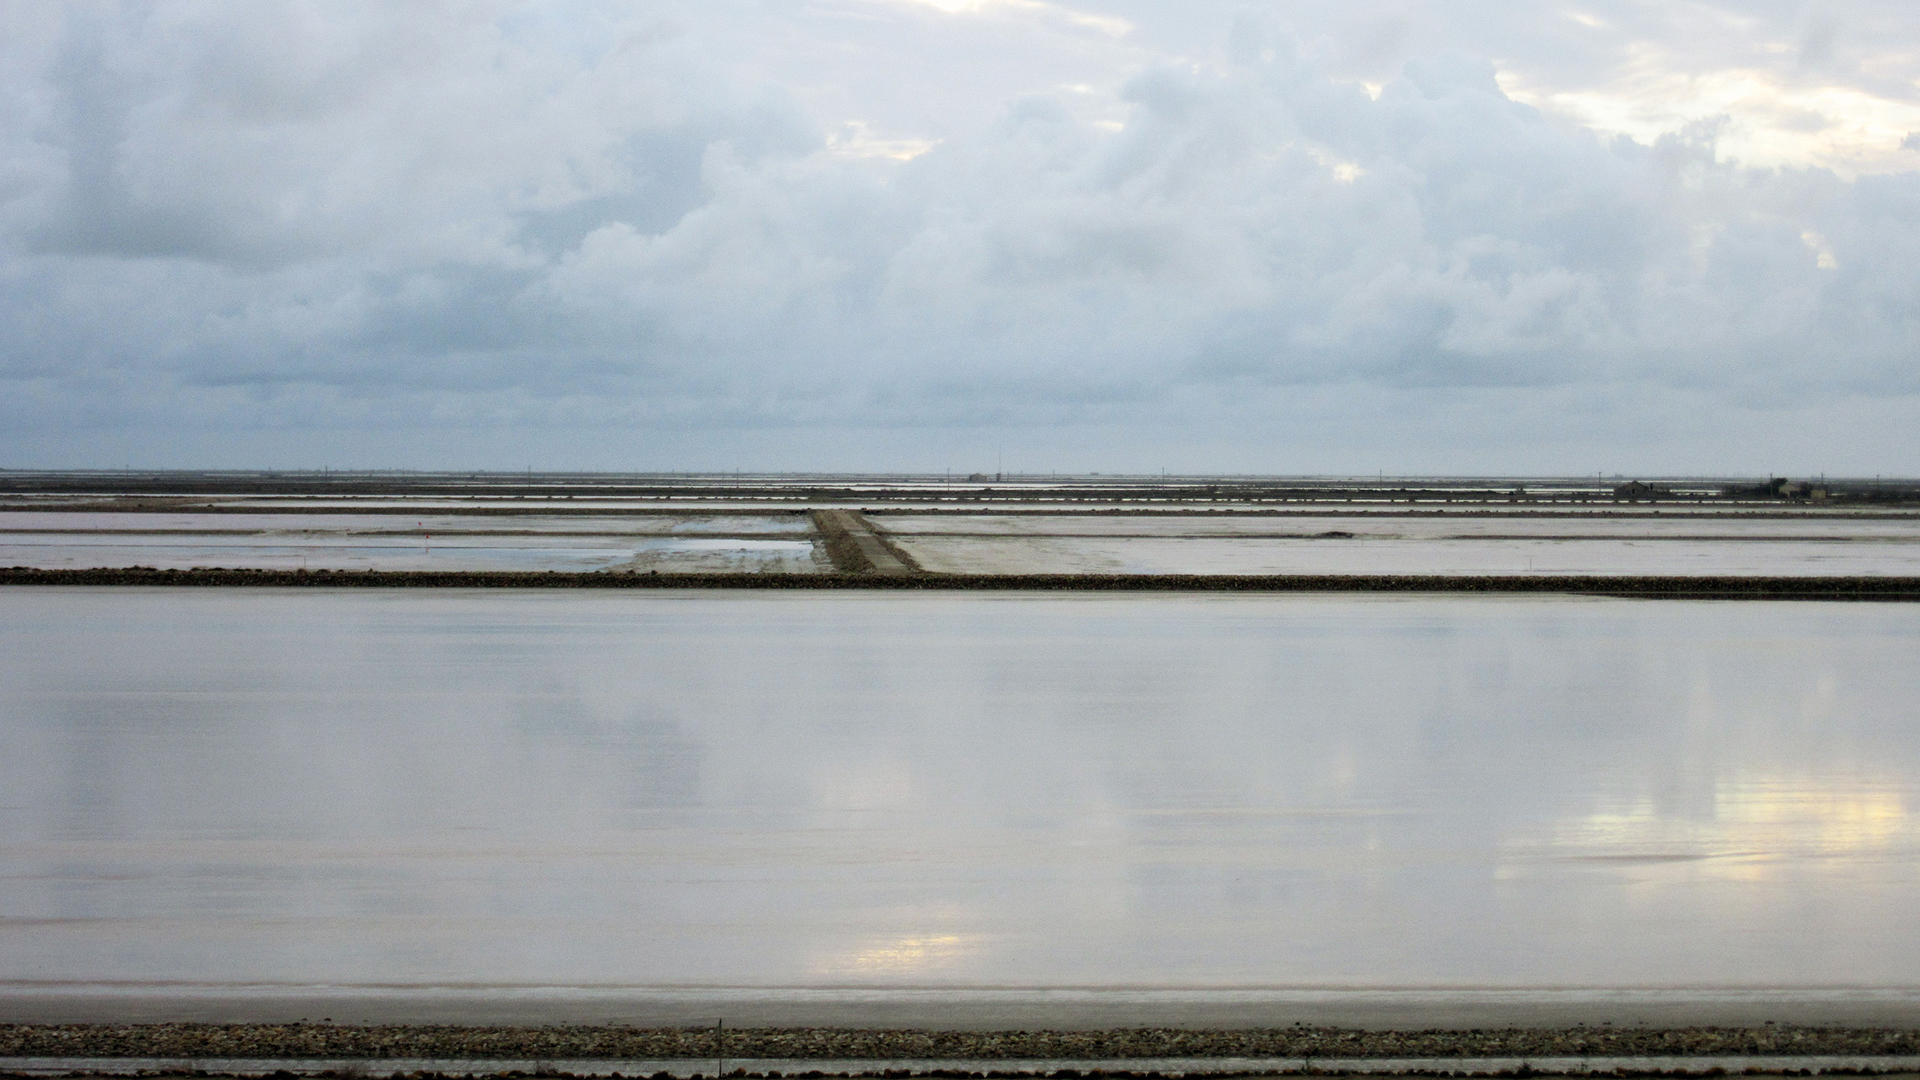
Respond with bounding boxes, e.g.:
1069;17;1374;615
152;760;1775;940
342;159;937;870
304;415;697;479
3;589;1918;992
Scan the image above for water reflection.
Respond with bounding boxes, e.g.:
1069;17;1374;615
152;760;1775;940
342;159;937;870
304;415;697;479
1517;775;1914;869
1;589;1917;991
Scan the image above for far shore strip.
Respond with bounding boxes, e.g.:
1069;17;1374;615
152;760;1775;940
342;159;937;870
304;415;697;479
6;1024;1920;1060
3;567;1919;600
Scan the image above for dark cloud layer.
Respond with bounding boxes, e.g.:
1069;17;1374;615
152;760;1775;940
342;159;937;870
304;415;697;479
3;1;1918;471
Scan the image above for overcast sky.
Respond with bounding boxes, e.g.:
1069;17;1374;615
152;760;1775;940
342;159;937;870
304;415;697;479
4;0;1919;474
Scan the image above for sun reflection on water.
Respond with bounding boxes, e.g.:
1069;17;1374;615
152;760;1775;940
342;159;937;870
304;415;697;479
814;933;974;976
1504;774;1914;877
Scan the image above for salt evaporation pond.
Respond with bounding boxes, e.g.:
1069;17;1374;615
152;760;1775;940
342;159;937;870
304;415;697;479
878;514;1920;576
0;512;822;573
3;588;1919;1012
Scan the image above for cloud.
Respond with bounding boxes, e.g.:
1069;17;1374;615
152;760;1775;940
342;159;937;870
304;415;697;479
865;0;1133;39
1;0;1919;470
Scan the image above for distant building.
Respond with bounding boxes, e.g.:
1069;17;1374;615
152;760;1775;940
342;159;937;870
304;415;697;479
1777;481;1830;500
1719;477;1836;500
1723;477;1791;498
1612;480;1676;500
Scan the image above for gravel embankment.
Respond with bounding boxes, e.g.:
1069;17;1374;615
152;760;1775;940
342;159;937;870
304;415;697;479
4;568;1920;600
4;1026;1919;1060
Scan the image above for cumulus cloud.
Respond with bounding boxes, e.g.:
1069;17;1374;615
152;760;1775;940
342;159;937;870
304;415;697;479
2;0;1918;470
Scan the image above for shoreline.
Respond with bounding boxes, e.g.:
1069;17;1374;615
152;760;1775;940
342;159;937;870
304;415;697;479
4;568;1920;600
6;1025;1920;1060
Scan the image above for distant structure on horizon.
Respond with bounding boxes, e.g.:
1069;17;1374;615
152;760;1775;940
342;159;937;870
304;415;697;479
1615;477;1835;501
1612;480;1677;500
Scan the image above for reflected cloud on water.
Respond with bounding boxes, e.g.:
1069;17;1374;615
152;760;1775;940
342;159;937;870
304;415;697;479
2;590;1918;991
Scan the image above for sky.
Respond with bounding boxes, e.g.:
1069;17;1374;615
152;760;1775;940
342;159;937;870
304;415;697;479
3;0;1919;475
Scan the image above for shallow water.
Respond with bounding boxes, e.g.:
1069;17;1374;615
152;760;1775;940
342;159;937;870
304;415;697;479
878;514;1920;576
14;509;1916;575
879;513;1920;539
892;534;1920;575
2;588;1918;995
0;513;819;572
